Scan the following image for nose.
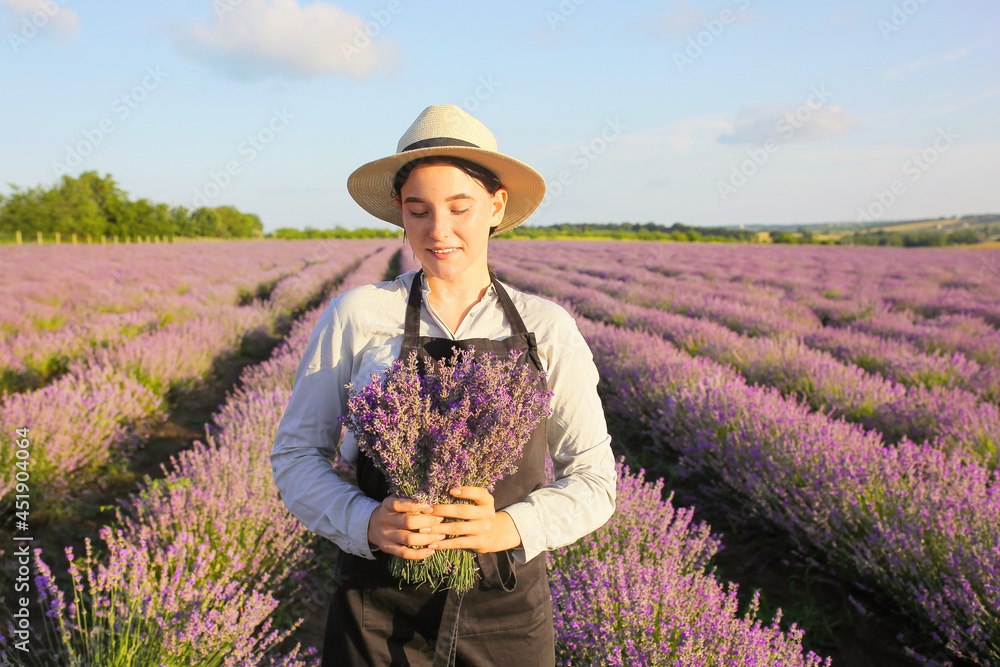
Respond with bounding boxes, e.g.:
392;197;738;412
426;207;451;240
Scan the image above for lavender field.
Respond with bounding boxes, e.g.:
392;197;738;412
2;239;999;665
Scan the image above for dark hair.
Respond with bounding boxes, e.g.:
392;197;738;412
392;156;504;236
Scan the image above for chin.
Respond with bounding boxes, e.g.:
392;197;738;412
422;256;472;278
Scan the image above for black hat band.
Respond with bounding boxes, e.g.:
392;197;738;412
402;137;480;152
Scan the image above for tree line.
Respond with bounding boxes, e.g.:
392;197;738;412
268;226;400;240
0;171;263;240
506;222;760;243
768;226;994;246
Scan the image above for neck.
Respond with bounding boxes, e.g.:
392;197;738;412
422;264;492;311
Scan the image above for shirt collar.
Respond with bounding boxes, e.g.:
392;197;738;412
419;271;497;299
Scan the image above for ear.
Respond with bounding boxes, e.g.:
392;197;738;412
490;188;508;223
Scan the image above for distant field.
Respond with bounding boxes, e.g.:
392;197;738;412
865;217;961;233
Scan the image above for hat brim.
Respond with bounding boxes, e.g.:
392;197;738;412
347;145;545;237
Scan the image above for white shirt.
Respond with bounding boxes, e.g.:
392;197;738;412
270;270;617;564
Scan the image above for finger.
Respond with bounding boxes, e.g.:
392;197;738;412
433;519;489;537
382;543;440;560
394;514;444;531
387;529;445;548
384;496;434;514
429;536;484;552
429;503;490;521
449;486;492;506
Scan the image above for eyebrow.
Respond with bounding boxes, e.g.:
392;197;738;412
402;193;475;204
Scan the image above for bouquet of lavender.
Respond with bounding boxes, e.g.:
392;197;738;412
340;346;553;593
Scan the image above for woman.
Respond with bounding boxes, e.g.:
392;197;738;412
270;104;616;666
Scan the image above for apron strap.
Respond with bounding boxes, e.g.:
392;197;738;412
489;266;545;371
403;268;530;345
488;266;530;336
403;269;425;346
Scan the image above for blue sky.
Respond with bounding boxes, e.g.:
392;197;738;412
2;0;998;232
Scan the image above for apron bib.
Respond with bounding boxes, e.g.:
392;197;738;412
322;269;555;667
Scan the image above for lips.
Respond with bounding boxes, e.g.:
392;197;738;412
429;248;459;257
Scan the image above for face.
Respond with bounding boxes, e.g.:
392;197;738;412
396;162;507;285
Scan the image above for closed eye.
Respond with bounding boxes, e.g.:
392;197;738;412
407;208;471;218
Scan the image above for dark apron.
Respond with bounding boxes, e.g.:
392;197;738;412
322;268;555;667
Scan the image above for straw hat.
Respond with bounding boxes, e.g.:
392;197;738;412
346;105;545;236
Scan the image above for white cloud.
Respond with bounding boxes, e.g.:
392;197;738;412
644;0;760;38
717;102;860;145
925;89;956;103
167;0;399;81
916;87;1000;118
639;114;733;152
533;114;730;164
886;43;983;78
2;0;79;38
650;1;715;37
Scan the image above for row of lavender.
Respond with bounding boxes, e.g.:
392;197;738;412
582;259;1000;403
0;241;340;334
530;241;1000;326
489;246;1000;664
13;258;829;665
0;240;340;395
5;246;398;666
500;241;1000;404
501;260;1000;466
0;241;392;508
618;248;1000;366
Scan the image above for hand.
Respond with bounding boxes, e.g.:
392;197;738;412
367;495;446;560
427;486;523;554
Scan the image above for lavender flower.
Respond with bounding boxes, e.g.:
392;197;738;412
548;463;830;666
